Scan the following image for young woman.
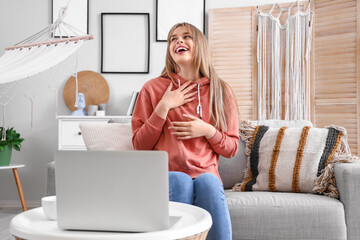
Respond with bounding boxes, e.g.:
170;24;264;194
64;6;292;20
132;22;239;240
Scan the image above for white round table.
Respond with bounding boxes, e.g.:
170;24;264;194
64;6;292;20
0;164;27;211
10;201;212;240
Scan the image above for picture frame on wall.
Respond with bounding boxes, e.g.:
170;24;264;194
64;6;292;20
101;13;150;74
52;0;89;37
156;0;205;42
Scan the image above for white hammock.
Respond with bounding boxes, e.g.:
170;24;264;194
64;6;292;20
0;2;93;136
257;0;313;121
0;41;84;84
0;5;92;84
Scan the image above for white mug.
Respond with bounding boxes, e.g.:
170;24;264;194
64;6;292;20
41;196;57;220
87;105;98;116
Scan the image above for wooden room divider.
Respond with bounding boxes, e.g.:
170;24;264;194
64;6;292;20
208;0;360;155
209;7;257;121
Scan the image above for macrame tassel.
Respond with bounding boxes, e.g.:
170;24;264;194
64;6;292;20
237;121;257;183
239;121;257;143
285;25;290;120
232;121;261;192
74;71;78;108
257;0;313;121
73;57;79;108
313;125;358;198
314;154;360;199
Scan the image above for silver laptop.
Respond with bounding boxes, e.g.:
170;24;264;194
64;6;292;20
55;150;169;232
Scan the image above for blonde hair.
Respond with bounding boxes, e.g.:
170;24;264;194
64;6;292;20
160;22;236;132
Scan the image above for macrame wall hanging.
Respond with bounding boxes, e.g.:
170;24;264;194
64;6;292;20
0;0;93;137
257;0;313;121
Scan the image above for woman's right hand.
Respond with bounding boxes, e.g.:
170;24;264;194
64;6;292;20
161;81;198;110
154;81;197;119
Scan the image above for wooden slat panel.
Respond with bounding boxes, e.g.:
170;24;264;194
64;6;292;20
315;12;356;24
315;99;357;104
316;0;353;7
209;7;257;121
315;1;356;13
316;93;356;99
357;0;360;156
314;0;358;154
314;82;357;87
316;73;356;79
315;41;355;52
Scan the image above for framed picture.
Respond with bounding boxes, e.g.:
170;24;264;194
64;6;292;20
101;13;150;74
156;0;205;42
52;0;89;37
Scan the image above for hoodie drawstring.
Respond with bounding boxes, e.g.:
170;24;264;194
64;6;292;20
196;84;203;119
177;79;203;119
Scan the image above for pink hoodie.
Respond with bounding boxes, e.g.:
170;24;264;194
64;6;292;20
131;73;239;181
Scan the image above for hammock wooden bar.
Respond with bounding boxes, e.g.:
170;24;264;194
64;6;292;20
5;35;94;51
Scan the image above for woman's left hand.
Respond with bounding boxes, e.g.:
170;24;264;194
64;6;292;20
169;114;216;140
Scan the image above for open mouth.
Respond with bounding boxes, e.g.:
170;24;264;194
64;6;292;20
175;46;189;54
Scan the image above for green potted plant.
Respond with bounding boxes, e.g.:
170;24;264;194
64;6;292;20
0;127;24;166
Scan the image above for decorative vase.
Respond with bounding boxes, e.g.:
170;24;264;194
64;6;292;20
71;93;87;116
0;145;12;166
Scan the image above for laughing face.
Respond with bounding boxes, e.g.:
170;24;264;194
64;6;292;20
169;26;195;67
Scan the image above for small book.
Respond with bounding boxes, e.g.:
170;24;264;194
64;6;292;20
126;91;139;116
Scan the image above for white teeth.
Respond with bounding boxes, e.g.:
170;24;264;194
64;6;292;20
176;47;188;53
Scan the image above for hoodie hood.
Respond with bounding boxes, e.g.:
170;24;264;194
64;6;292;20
169;72;210;88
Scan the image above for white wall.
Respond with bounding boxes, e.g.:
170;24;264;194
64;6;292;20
0;0;294;206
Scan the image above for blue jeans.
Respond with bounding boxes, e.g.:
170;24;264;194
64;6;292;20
169;171;232;240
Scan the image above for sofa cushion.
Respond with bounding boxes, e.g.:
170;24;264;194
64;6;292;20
233;121;350;196
225;190;346;240
219;120;313;190
79;123;134;150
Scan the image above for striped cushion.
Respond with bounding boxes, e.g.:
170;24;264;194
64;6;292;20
234;124;345;194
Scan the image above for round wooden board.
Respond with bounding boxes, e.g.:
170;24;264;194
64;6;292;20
63;71;109;111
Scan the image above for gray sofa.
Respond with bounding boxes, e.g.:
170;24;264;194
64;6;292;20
46;120;360;239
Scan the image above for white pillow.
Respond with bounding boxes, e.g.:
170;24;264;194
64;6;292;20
79;123;134;150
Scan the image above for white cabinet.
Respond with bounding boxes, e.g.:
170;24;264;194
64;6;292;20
57;116;131;150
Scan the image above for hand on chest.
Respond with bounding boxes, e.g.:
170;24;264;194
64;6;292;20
167;94;209;122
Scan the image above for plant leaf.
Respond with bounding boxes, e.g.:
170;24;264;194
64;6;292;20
13;140;23;145
13;145;20;151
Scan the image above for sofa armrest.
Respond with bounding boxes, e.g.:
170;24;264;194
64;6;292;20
334;163;360;240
